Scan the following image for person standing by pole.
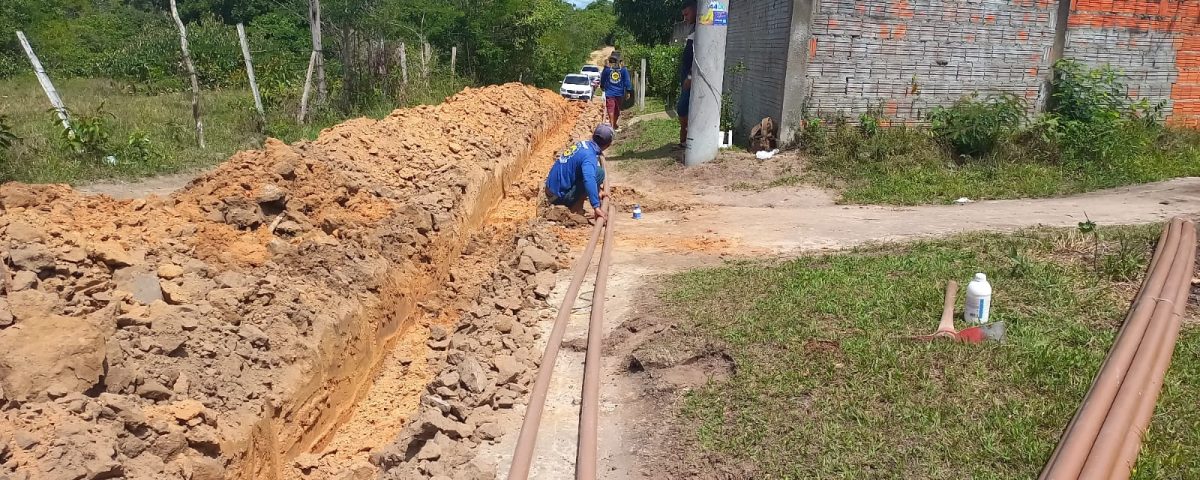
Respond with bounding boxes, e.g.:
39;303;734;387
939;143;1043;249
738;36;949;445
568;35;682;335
600;53;633;130
676;0;697;150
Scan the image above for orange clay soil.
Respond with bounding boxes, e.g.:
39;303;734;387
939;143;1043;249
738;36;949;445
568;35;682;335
0;84;582;480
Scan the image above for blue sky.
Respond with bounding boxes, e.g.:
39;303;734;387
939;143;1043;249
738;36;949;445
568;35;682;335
568;0;595;7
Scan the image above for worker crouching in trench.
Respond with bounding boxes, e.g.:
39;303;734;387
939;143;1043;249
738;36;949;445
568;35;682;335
543;124;614;223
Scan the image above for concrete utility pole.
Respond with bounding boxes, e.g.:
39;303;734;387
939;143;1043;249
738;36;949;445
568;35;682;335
683;0;729;166
237;23;265;127
15;31;72;135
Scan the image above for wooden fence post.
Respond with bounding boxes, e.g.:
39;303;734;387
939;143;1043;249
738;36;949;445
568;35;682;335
451;46;457;78
169;0;205;149
237;23;266;127
15;31;73;135
421;42;431;80
298;50;317;123
308;0;327;104
640;58;648;110
400;42;408;85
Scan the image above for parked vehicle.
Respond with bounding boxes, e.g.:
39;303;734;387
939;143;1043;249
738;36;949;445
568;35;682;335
560;74;593;101
581;64;602;87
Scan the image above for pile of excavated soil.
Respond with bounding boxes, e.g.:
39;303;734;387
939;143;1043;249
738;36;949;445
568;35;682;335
282;98;605;479
0;84;580;480
365;104;605;479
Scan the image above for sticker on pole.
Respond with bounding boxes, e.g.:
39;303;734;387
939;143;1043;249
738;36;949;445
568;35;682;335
701;1;728;26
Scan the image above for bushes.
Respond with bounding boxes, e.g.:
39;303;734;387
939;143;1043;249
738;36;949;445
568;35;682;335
921;59;1173;163
929;93;1025;158
802;59;1200;204
0;115;17;150
622;43;682;103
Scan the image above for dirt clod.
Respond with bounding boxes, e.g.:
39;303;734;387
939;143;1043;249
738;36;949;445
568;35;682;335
9;245;55;272
0;314;106;402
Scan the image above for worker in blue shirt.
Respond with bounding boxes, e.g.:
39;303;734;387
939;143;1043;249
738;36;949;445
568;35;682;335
545;125;614;221
600;54;633;128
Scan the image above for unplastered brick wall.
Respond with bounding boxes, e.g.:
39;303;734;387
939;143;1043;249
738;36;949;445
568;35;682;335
1064;1;1200;126
803;0;1061;122
725;0;795;135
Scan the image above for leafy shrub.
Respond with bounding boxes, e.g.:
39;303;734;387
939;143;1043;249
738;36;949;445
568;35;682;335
799;116;826;154
622;43;682;103
929;93;1026;157
1051;60;1127;124
813;113;941;166
122;131;155;162
720;92;736;131
1046;60;1168;167
858;110;882;137
0;115;18;149
55;105;114;156
0;54;21;79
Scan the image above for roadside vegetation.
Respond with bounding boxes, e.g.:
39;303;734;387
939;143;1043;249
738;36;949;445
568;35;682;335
609;118;679;172
662;224;1200;478
0;76;470;183
804;60;1200;205
0;0;615;184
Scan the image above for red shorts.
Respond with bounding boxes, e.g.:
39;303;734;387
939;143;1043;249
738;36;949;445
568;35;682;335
605;97;621;125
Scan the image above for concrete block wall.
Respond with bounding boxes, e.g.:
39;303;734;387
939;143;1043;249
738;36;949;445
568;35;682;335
724;0;796;138
1064;1;1200;126
802;0;1062;123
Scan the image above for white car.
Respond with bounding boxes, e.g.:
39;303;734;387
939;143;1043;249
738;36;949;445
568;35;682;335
581;64;602;87
560;74;593;101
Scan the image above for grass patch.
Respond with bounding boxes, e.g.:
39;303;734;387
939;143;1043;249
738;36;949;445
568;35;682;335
624;96;667;116
804;124;1200;205
728;172;803;192
610;118;678;172
0;75;470;184
662;224;1200;479
0;76;259;183
803;61;1200;206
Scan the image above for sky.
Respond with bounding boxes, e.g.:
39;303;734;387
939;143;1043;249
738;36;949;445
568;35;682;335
568;0;596;7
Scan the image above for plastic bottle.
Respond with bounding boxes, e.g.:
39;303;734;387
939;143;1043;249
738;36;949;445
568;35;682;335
964;273;993;324
632;204;643;220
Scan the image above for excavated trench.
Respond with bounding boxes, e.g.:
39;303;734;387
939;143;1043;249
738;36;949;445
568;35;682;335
273;103;594;479
0;85;592;480
293;106;597;477
230;98;584;480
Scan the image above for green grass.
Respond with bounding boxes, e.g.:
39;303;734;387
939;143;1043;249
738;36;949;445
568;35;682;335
610;118;678;172
623;96;667;116
662;225;1200;479
805;124;1200;206
0;76;259;183
0;74;470;184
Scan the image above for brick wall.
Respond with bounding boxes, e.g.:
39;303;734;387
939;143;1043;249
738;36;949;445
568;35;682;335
724;0;795;136
719;0;1200;142
801;0;1062;123
1065;1;1200;126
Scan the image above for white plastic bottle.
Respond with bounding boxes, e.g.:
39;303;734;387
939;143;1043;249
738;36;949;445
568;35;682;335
964;273;993;324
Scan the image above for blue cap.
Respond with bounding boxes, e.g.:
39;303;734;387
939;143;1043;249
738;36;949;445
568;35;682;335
593;124;614;147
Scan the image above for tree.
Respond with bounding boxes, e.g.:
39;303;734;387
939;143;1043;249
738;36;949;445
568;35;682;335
613;0;682;45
